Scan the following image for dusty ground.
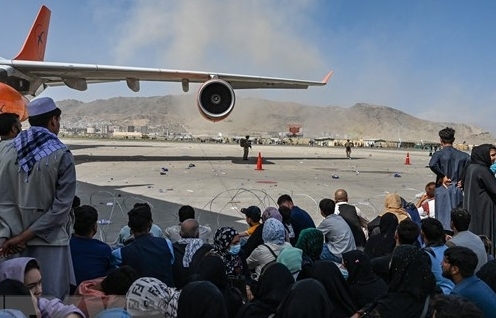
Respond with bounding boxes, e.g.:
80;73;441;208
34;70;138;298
69;138;440;244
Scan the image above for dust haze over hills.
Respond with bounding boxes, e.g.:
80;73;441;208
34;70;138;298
57;95;494;144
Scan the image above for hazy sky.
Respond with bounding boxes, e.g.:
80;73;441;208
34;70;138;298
3;1;496;134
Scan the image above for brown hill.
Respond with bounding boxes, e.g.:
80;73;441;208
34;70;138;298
57;95;494;143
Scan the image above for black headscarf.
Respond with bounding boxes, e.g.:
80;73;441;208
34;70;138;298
236;262;294;318
343;250;379;285
342;250;388;309
275;279;333;318
470;144;493;167
194;255;243;318
310;260;357;318
364;212;398;259
178;281;228;318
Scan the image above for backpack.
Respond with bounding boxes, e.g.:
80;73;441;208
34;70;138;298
240;139;246;147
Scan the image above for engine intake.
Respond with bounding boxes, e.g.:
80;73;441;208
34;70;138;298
197;79;235;122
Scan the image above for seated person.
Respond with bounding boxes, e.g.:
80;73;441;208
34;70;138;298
0;279;41;318
113;203;163;247
73;265;139;318
0;257;84;318
416;182;436;218
111;203;175;286
70;205;113;286
238;206;262;240
164;205;211;243
172;219;213;289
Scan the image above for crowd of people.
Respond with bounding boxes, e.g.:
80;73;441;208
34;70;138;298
1;99;496;318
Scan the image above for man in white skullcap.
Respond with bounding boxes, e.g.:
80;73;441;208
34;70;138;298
0;97;76;300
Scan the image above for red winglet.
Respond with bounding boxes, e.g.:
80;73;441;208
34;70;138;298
321;70;333;84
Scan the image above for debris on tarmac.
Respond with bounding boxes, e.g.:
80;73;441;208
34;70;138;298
394;173;401;177
332;174;339;179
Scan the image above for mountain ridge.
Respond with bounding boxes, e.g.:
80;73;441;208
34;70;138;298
56;95;494;144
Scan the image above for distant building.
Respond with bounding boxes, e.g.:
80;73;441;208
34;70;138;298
127;126;135;132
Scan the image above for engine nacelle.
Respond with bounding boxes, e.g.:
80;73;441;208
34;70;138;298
197;79;235;122
0;83;29;121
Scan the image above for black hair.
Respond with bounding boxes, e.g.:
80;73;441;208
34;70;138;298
101;265;140;295
278;206;292;223
439;127;455;144
24;259;40;274
0;279;38;318
277;194;293;206
72;195;81;209
451;207;471;231
28;107;61;128
433;294;483;318
0;113;20;136
397;219;420;245
444;246;478;278
421;217;446;245
128;203;152;233
319;198;335;217
178;205;195;222
73;205;98;236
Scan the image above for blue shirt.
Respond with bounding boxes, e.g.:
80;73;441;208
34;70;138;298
290;206;316;241
451;275;496;318
423;245;454;294
70;235;113;285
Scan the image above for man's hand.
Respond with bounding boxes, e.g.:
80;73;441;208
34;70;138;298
441;176;452;189
0;229;35;257
0;236;27;257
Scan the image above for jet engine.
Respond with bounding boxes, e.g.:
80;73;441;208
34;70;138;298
197;79;235;122
0;83;29;121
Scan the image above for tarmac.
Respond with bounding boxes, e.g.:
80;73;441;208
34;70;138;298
68;138;443;244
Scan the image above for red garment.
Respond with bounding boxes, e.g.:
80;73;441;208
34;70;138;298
71;277;126;317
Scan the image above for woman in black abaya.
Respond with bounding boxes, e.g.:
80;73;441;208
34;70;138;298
275;279;333;318
462;144;496;250
310;260;357;318
342;250;388;309
352;245;435;318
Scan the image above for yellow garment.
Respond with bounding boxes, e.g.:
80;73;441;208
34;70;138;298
380;193;411;222
246;223;261;236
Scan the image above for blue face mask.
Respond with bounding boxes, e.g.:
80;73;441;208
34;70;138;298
229;244;241;255
341;268;349;280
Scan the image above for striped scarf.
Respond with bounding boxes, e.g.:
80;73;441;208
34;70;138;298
14;126;66;176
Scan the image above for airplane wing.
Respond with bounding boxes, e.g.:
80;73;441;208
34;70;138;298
6;60;332;92
0;5;332;123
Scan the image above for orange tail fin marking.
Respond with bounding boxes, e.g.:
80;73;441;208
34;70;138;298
14;5;51;61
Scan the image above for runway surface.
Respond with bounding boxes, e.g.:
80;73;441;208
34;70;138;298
68;139;440;244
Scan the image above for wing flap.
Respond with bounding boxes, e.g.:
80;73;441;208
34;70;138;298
9;60;331;90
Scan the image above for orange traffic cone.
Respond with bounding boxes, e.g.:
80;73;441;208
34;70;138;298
404;152;411;165
256;152;264;170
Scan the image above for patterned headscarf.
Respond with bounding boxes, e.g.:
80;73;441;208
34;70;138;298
126;277;180;318
213;227;243;276
262;218;286;245
295;228;324;260
14;126;66;177
389;245;435;300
